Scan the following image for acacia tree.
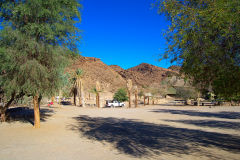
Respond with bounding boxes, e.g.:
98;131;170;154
156;0;240;101
0;0;81;127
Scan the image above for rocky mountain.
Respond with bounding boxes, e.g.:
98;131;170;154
109;65;124;73
68;57;126;92
69;57;180;93
110;63;178;89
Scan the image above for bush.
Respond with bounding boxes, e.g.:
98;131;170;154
175;87;198;100
114;88;128;102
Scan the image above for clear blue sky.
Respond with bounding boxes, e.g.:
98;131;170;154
77;0;171;69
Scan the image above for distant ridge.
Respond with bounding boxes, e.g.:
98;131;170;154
110;63;178;88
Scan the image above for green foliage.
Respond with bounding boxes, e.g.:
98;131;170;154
75;68;84;77
71;68;84;86
90;87;101;94
114;88;128;102
0;0;81;99
175;87;198;100
156;0;240;101
138;90;144;98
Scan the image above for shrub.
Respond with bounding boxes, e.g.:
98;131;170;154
114;88;128;102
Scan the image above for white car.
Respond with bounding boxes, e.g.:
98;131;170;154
106;100;125;107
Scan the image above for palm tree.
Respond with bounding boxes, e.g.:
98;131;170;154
73;69;85;107
91;81;101;108
133;85;138;108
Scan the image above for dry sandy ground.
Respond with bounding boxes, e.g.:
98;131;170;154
0;104;240;160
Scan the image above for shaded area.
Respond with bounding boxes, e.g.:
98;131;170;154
60;101;72;105
165;119;240;130
69;116;240;158
4;107;54;125
151;109;240;119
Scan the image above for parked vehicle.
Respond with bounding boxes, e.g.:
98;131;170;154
106;100;125;107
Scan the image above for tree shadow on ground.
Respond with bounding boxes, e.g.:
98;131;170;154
69;115;240;158
60;101;72;105
164;119;240;130
4;107;55;125
150;109;240;119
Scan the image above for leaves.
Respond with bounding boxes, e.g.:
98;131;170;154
114;88;128;102
0;0;82;98
156;0;240;101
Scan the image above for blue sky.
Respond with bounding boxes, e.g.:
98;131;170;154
77;0;171;69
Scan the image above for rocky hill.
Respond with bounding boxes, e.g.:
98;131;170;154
68;57;126;92
109;65;124;73
69;57;180;93
110;63;178;89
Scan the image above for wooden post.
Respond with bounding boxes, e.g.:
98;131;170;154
127;79;132;108
33;95;40;128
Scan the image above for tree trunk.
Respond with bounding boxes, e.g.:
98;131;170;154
96;93;100;108
128;91;131;108
73;88;77;106
33;95;40;128
197;92;200;106
144;96;146;106
135;93;138;108
152;98;154;105
38;95;42;109
78;93;82;106
147;97;149;105
80;81;85;107
0;93;15;122
0;109;7;122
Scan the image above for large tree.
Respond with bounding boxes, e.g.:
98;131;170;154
0;0;81;126
156;0;240;101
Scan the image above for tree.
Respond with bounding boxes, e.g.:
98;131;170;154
114;88;128;102
0;0;81;127
175;87;198;100
156;0;240;101
133;86;138;107
90;81;101;108
138;90;144;99
72;69;85;107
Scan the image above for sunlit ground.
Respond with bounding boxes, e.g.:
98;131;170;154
0;104;240;160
